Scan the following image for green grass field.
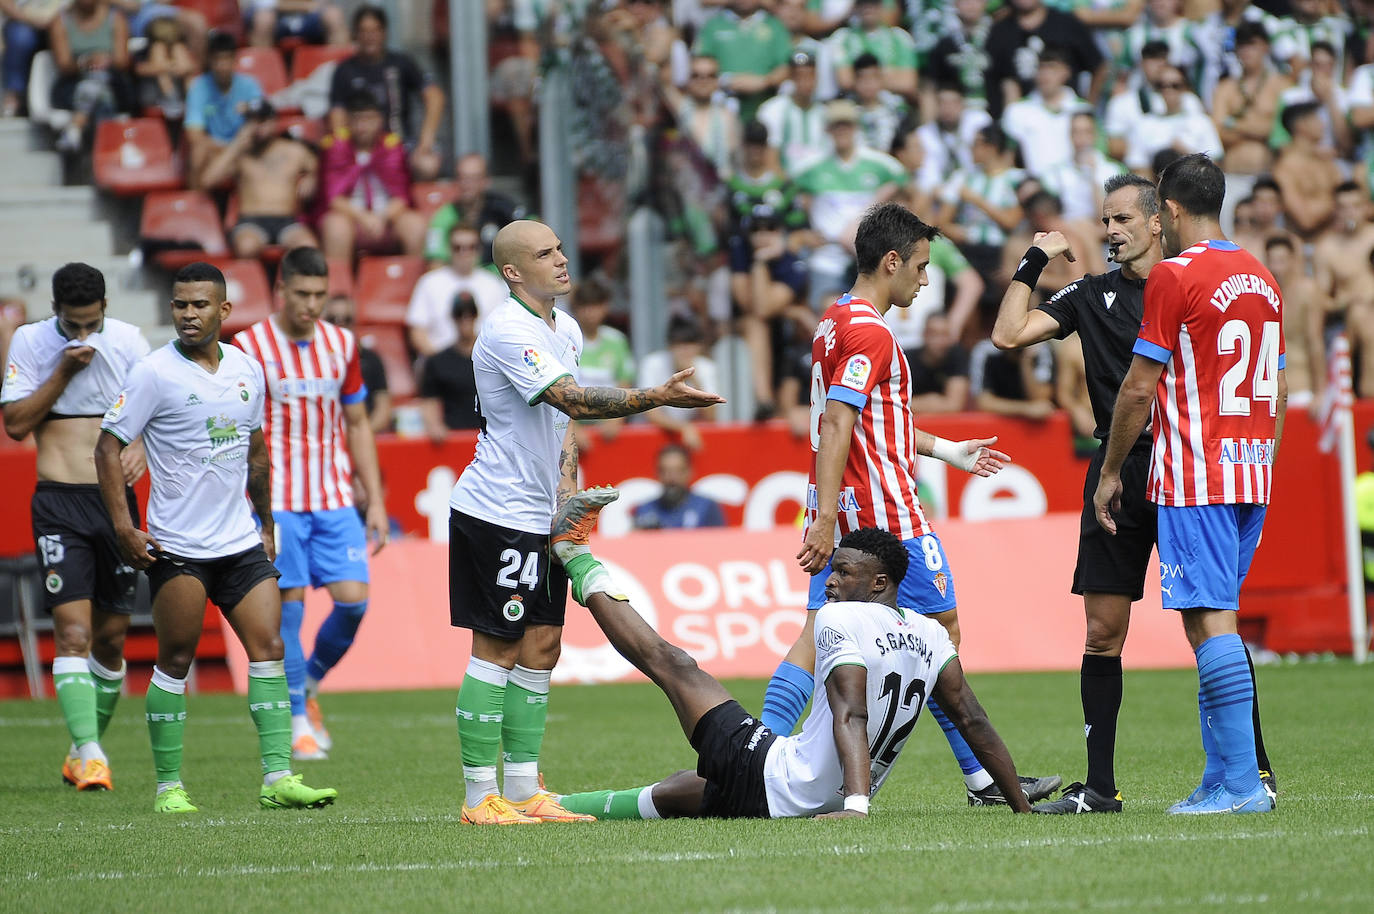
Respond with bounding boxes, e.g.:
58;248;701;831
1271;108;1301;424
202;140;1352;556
2;662;1371;913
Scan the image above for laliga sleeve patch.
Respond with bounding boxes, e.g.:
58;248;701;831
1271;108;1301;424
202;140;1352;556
840;354;871;391
4;361;17;385
104;391;127;422
522;348;549;378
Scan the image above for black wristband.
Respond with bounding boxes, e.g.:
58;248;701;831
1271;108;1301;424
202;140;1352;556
1013;246;1050;288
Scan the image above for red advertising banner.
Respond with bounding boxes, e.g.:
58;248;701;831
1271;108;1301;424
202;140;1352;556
223;520;1195;694
4;407;1368;654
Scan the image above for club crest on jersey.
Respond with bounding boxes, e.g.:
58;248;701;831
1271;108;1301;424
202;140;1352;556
815;317;837;356
503;595;525;622
840;354;871;391
932;571;948;598
522;348;548;377
45;571;62;594
237;381;250;402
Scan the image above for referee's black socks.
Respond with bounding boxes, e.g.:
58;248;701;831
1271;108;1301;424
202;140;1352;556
1081;654;1124;797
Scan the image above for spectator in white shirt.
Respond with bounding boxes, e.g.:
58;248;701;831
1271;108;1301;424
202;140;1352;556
404;222;508;357
1000;45;1091;179
1126;65;1223;173
1104;40;1202;162
636;314;720;450
1041;111;1127;228
916;82;993;190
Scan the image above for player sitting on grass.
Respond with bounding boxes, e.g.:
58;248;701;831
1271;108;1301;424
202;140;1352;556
549;488;1032;820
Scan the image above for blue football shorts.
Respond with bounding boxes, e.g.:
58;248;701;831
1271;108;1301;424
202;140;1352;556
1155;503;1266;611
808;531;957;614
273;507;369;590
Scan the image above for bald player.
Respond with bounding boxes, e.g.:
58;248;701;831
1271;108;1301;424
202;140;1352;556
447;219;725;825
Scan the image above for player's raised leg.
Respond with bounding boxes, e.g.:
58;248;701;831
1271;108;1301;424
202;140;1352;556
222;576;337;809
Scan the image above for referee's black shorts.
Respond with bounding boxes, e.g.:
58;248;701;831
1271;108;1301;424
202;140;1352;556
1073;442;1157;601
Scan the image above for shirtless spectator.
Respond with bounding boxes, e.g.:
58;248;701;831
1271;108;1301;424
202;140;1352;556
1212;23;1289;180
200;99;319;259
1273;101;1341;239
1314;182;1374;396
1263;235;1326;410
317;90;425;261
1236;177;1294;252
968;337;1055;421
186;30;264;190
904;313;970;415
1277;41;1352;159
327;4;444;181
664;54;741;177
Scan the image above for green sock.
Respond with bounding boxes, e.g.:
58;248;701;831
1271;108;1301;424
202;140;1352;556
457;673;505;770
560;786;656;819
502;666;549;801
560;553;621;605
145;671;187;784
247;662;292;774
89;659;124;739
53;657;99;748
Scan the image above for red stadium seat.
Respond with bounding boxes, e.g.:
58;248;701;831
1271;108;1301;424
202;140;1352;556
411;181;456;222
354;256;423;325
206;258;274;337
93;118;182;195
174;0;244;42
277;113;325;144
234;47;289;97
291;44;354;83
139;190;229;269
327;257;354;298
356;324;415;400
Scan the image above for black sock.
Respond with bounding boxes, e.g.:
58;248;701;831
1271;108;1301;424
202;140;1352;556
1081;653;1123;796
1243;644;1273;773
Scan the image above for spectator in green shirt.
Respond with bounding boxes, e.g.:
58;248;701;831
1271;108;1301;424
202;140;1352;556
571;277;635;451
830;0;919;100
695;0;793;122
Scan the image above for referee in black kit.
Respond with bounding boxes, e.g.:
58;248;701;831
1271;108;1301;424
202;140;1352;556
989;173;1276;813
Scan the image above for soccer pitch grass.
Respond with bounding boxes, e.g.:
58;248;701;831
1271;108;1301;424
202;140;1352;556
2;662;1371;913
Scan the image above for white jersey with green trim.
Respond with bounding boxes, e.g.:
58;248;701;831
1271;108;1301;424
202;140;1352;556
101;342;266;559
449;295;583;534
763;599;957;817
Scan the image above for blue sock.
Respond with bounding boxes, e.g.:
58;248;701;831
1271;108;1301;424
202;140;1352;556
1197;686;1225;790
927;696;983;777
1195;633;1260;795
760;661;813;734
306;600;368;683
279;599;306;716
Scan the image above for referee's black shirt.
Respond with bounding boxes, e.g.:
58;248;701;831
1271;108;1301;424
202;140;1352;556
1036;268;1152;445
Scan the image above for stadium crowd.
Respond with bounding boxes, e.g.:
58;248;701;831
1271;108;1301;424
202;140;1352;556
2;0;1374;445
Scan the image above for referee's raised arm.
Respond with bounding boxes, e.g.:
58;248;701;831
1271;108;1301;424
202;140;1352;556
991;233;1075;350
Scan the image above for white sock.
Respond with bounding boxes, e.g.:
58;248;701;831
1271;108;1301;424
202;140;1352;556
464;766;499;807
503;761;540;803
305;675;321;698
964;769;994;791
638;783;662;820
77;741;107;764
264;769;292;786
88;655;126;685
156;780;183;794
291;714;313;741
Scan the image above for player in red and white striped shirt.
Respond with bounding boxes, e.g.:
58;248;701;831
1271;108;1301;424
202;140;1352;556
1095;155;1285;815
762;203;1062;807
234;248;389;761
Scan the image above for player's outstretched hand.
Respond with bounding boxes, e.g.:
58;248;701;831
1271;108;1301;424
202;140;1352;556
657;367;727;409
117;527;161;570
796;522;834;575
955;437;1010;476
1092;471;1123;535
1032;231;1076;263
365;502;390;555
815;809;867;819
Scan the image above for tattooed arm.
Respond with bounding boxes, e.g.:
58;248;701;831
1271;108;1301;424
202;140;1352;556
539;367;725;420
248;427;276;561
556;424;578;511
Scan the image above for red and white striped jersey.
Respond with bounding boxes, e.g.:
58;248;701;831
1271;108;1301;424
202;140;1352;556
1134;240;1285;507
233;317;367;513
806;294;931;541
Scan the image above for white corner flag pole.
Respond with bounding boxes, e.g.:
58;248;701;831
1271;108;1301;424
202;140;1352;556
1320;335;1367;663
1337;402;1368;664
